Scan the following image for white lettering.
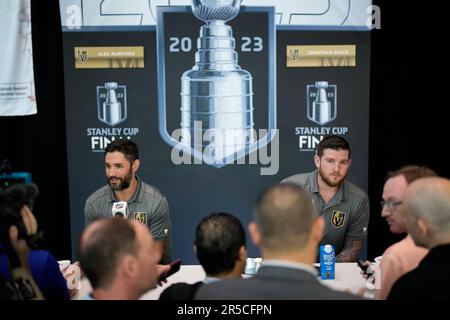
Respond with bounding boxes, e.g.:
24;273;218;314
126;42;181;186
367;5;381;30
299;135;323;150
169;122;279;175
66;5;81;29
178;304;211;318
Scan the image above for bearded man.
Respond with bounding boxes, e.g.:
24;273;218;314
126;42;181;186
282;135;369;262
84;139;172;263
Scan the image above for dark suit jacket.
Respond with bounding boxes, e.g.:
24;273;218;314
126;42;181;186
195;265;359;300
388;244;450;299
159;281;203;300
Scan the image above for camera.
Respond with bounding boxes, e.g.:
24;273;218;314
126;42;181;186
0;183;42;249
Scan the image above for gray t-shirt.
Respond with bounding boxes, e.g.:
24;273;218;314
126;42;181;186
84;177;172;263
283;170;369;255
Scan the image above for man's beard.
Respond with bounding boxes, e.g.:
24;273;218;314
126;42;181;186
107;170;132;191
318;167;345;187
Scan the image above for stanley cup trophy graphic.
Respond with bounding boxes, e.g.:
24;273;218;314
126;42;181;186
308;81;336;126
180;0;255;162
98;82;127;126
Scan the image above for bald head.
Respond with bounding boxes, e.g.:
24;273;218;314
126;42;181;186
403;177;450;247
79;218;143;289
254;183;318;252
80;219;109;249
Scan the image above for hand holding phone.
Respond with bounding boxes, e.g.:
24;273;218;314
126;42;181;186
357;259;368;272
357;259;374;276
157;259;181;283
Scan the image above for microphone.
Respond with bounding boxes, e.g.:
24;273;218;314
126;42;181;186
112;201;128;218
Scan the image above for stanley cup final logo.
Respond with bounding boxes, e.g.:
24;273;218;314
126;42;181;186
306;81;337;126
96;82;127;126
157;1;277;168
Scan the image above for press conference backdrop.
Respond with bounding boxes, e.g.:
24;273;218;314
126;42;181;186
59;0;371;263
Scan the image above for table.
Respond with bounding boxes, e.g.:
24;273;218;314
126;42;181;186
74;263;370;299
316;263;370;294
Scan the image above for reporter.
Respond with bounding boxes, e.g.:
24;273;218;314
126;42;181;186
159;212;247;300
388;177;450;299
3;206;44;299
0;184;69;300
78;218;168;299
375;166;435;299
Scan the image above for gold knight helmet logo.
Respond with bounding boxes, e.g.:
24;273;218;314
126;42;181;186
77;50;88;63
134;212;148;225
331;210;346;228
288;48;300;62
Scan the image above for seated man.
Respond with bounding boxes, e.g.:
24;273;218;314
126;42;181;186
78;217;167;300
84;139;172;263
282;135;369;262
388;177;450;299
159;212;247;300
372;165;436;299
196;183;360;300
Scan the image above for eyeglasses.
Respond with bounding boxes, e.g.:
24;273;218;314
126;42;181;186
380;199;402;210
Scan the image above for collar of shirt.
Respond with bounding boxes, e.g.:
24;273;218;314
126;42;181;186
203;276;221;284
262;259;318;277
108;175;143;204
310;169;346;203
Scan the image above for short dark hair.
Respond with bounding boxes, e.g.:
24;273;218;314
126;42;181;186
194;212;246;276
316;135;351;158
79;218;139;289
385;165;437;184
255;183;317;251
104;139;139;164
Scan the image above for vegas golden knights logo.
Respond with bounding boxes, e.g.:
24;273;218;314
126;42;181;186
331;210;346;228
288;48;300;62
77;50;88;63
134;212;148;225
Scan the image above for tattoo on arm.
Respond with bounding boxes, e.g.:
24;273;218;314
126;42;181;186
335;239;362;262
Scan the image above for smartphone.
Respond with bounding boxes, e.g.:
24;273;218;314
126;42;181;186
158;258;182;282
357;259;372;275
